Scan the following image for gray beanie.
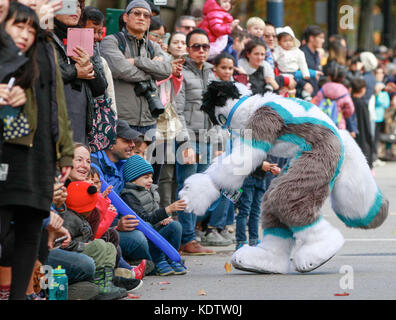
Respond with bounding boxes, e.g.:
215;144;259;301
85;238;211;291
125;0;152;15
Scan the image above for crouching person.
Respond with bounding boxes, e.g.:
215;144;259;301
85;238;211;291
62;181;142;300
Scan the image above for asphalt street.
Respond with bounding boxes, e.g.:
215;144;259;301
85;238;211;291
133;161;396;301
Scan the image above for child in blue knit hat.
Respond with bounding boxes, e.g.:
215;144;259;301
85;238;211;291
121;155;188;276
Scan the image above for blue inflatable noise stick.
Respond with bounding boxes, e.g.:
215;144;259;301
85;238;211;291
99;178;183;265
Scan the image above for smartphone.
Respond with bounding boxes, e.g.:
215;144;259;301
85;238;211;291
53;235;67;249
52;0;78;15
66;28;94;57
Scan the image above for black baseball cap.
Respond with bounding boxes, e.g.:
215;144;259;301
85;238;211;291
116;120;142;140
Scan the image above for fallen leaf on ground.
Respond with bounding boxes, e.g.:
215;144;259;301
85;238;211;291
159;281;171;285
224;261;232;273
127;293;140;299
334;292;350;296
197;289;207;296
392;228;396;235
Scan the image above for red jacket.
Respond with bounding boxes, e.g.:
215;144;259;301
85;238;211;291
198;0;234;43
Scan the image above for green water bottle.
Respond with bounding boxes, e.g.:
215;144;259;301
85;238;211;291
49;265;68;300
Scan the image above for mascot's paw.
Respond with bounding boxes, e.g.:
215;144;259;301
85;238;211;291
179;173;220;216
291;219;344;273
231;235;294;274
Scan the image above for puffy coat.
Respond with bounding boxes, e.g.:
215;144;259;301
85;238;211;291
198;0;234;43
174;58;222;147
312;82;355;130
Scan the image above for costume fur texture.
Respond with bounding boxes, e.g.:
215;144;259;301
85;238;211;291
179;81;389;274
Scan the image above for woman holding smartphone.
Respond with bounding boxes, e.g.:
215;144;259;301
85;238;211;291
0;2;74;300
51;0;107;145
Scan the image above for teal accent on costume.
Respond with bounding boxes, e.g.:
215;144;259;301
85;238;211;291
222;95;250;132
289;216;323;233
289;97;315;111
263;228;294;239
277;134;312;152
264;101;345;191
335;189;383;228
240;137;272;152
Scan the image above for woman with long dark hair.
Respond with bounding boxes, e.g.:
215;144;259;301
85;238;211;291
0;2;74;300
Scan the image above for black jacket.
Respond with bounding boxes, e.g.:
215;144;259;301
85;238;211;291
50;19;107;139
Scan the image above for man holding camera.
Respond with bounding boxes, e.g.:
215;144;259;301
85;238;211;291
100;0;172;141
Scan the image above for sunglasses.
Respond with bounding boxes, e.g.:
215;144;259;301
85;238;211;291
129;10;151;19
181;25;195;30
189;43;210;52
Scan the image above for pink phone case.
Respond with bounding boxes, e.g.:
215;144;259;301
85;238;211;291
66;28;94;57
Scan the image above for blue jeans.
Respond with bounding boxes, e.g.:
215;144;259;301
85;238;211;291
45;249;96;284
176;142;211;244
235;176;266;246
198;194;233;230
148;221;182;264
118;229;152;262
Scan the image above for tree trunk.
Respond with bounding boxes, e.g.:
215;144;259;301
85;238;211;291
357;0;375;50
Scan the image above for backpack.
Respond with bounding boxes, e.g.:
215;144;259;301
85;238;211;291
317;88;348;126
113;31;155;58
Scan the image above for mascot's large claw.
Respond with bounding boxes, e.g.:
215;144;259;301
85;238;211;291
231;235;295;274
291;219;344;273
179;173;220;216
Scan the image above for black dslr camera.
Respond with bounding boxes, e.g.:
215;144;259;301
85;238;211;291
134;80;165;118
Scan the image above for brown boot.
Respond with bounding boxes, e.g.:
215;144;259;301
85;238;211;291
180;240;216;256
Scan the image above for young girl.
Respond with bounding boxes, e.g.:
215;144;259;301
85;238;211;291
198;0;241;60
238;39;279;94
86;167;147;280
312;61;355;130
213;52;236;81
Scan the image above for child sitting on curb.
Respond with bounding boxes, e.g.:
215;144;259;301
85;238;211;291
121;155;188;276
63;181;143;299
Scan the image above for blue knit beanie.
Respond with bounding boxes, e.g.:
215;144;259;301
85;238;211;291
123;155;154;183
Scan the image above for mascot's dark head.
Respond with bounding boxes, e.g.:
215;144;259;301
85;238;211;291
201;81;241;125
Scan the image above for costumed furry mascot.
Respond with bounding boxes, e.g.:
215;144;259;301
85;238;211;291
179;81;389;274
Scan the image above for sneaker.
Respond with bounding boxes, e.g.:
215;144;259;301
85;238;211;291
68;281;100;300
219;228;236;244
131;259;146;280
0;285;10;300
373;159;386;167
235;241;248;251
155;261;175;276
129;259;155;276
201;228;233;246
180;240;216;255
169;261;187;275
113;276;143;293
26;292;46;300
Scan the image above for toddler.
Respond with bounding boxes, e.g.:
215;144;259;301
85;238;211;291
273;26;314;100
198;0;241;60
121;155;188;276
63;181;142;299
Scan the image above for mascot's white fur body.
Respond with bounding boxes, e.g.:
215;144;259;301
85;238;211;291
179;82;389;274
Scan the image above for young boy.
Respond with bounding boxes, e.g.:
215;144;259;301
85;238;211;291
63;181;142;299
121;155;188;276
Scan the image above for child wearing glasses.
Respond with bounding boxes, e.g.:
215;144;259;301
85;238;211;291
198;0;242;61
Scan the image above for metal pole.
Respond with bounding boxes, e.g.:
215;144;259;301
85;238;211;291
267;0;284;27
327;0;338;39
382;0;391;47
